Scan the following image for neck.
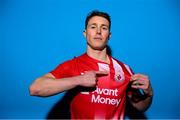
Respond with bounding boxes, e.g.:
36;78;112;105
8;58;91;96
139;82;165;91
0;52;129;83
86;46;110;64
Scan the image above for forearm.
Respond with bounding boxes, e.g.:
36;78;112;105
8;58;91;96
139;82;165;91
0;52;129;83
130;94;153;112
129;73;153;112
29;74;81;97
29;71;105;97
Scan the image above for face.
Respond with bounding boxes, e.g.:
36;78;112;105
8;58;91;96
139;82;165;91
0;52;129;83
83;16;111;51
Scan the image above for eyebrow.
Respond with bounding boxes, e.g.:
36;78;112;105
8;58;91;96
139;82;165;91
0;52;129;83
88;23;109;27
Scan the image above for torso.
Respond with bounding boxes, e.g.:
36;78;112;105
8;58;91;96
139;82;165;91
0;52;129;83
69;54;132;119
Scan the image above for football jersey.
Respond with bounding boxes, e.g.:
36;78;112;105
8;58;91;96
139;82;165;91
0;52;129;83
50;53;134;119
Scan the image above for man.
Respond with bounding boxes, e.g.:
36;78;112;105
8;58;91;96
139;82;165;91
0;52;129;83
29;10;153;119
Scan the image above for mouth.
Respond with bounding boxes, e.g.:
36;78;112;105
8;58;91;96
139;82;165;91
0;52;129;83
94;37;102;40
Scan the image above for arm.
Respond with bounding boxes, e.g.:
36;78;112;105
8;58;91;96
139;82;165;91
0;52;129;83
29;71;108;97
29;73;81;97
128;74;153;112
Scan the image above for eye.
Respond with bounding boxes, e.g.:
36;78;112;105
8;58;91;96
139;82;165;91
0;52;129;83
90;25;96;29
102;26;108;30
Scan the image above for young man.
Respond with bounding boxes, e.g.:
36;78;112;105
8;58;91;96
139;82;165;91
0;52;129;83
29;10;153;119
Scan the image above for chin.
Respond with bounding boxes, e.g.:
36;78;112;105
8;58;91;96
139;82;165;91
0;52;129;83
87;42;107;51
92;46;106;51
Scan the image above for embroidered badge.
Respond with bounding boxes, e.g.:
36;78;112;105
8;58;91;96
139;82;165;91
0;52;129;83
115;74;125;82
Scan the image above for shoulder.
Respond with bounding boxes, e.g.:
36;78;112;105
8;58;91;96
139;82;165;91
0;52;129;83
61;53;85;65
56;53;86;69
50;54;84;78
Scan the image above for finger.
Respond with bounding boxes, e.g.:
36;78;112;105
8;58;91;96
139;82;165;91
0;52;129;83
132;80;144;86
131;79;149;90
130;74;148;82
131;85;142;89
94;71;109;75
131;84;148;90
95;71;109;77
131;74;148;80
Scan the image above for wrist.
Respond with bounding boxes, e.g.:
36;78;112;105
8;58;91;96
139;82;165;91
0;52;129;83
143;88;153;97
144;91;153;98
73;75;83;86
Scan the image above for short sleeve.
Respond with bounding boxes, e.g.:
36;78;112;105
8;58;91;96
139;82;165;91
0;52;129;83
50;60;74;79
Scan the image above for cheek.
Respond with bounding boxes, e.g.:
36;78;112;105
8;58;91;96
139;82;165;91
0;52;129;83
85;34;93;42
86;33;91;40
86;32;95;39
103;33;110;39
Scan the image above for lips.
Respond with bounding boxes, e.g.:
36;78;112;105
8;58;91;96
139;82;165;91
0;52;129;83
94;36;102;40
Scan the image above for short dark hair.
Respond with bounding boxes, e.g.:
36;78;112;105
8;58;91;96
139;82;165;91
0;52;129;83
85;10;111;30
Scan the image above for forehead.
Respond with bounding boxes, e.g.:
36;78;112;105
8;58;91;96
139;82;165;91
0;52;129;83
87;16;109;26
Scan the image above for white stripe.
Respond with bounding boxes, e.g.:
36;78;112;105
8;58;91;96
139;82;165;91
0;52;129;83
112;59;125;82
97;63;110;72
124;64;133;75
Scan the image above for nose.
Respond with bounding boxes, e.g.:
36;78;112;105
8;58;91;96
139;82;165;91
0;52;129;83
97;27;101;34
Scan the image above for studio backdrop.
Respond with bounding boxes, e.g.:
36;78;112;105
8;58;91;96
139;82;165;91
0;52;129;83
0;0;179;119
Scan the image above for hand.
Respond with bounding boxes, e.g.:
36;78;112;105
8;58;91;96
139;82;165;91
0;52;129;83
78;71;108;87
130;73;153;95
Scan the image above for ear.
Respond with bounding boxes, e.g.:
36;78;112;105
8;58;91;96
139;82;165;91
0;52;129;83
108;32;112;40
83;30;87;38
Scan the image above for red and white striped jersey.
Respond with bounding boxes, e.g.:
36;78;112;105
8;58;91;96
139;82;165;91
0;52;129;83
50;53;134;119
